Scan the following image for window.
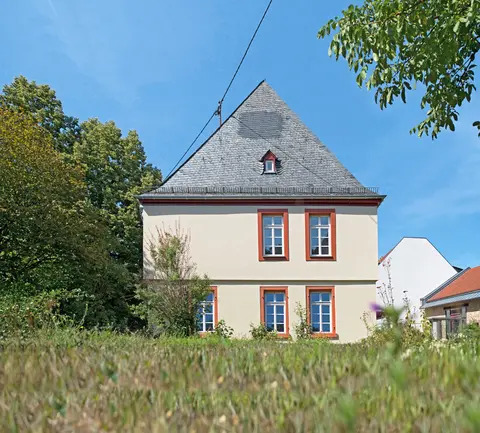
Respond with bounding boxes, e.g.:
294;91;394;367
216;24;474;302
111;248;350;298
260;150;278;174
258;209;289;261
306;287;336;337
260;287;289;337
264;159;275;173
305;209;336;261
445;305;467;336
196;287;218;333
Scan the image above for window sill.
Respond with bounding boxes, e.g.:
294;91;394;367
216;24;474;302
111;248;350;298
311;333;338;340
198;331;215;338
307;256;336;262
275;333;290;339
260;256;289;262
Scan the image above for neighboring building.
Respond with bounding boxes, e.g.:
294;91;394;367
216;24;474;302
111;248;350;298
377;237;458;324
139;81;385;342
421;266;480;339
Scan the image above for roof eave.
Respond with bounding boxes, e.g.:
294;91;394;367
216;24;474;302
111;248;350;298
422;289;480;308
138;194;386;204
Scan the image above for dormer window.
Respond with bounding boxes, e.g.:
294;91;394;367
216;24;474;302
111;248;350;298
260;150;278;174
264;159;275;173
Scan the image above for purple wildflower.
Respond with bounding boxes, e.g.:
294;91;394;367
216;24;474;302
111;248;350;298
370;303;384;313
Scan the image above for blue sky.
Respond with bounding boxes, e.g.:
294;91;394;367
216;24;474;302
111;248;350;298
2;0;479;268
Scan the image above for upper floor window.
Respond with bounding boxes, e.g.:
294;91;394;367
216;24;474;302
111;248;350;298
260;150;278;174
305;209;336;261
264;159;275;173
197;288;217;333
306;287;336;337
258;209;289;261
261;287;289;337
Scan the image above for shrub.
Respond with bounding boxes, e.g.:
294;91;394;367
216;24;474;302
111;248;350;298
249;323;278;340
0;289;75;339
212;319;234;339
133;226;211;337
454;323;480;341
294;302;312;340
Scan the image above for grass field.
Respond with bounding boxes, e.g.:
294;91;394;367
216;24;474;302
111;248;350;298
1;330;480;432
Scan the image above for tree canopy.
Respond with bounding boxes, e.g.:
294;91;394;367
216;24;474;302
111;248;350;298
0;76;81;152
75;118;162;272
318;0;480;139
0;76;162;330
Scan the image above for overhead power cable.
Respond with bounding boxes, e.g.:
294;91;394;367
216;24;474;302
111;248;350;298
164;111;216;180
216;0;274;121
164;0;274;182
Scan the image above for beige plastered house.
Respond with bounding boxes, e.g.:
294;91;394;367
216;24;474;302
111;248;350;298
139;81;385;342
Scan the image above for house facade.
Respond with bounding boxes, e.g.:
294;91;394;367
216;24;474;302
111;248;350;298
421;266;480;339
377;237;458;324
140;81;385;342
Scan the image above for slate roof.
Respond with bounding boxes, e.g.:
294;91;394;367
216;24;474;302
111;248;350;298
142;81;382;199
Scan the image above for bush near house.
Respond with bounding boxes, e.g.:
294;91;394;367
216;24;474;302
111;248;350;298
1;329;479;432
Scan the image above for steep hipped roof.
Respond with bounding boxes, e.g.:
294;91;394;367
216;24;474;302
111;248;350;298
142;81;382;199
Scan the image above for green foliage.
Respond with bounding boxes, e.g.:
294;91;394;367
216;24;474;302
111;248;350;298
0;288;82;340
75;118;162;273
454;322;480;341
249;323;278;340
318;0;480;139
362;303;432;352
0;75;81;152
293;302;312;340
1;331;480;431
212;319;234;339
0;76;163;330
133;227;211;337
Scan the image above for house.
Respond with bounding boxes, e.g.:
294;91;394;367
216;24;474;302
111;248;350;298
139;81;385;342
421;266;480;339
377;237;458;324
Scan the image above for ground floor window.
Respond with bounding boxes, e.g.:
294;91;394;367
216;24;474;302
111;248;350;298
306;286;336;337
260;287;289;337
197;288;217;333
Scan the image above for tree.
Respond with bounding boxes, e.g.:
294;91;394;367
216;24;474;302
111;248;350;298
75;118;162;273
0;76;81;152
0;107;87;282
133;227;211;337
318;0;480;138
0;108;132;329
0;76;163;274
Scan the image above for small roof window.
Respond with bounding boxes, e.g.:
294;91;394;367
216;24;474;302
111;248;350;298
264;159;275;173
260;150;278;174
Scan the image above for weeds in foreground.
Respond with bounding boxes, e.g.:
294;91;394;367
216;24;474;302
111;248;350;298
1;329;479;432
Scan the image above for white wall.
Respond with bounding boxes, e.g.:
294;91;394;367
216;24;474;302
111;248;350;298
143;204;379;282
217;282;374;342
377;238;457;323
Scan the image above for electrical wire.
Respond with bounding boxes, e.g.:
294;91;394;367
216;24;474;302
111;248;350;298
163;111;216;181
163;0;274;182
218;0;274;106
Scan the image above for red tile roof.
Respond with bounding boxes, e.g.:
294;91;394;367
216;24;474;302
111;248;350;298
429;266;480;301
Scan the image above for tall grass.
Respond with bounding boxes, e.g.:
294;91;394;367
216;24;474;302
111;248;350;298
1;329;479;432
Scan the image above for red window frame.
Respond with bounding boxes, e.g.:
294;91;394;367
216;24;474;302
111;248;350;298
305;209;337;261
306;286;337;338
257;209;289;261
260;286;289;338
